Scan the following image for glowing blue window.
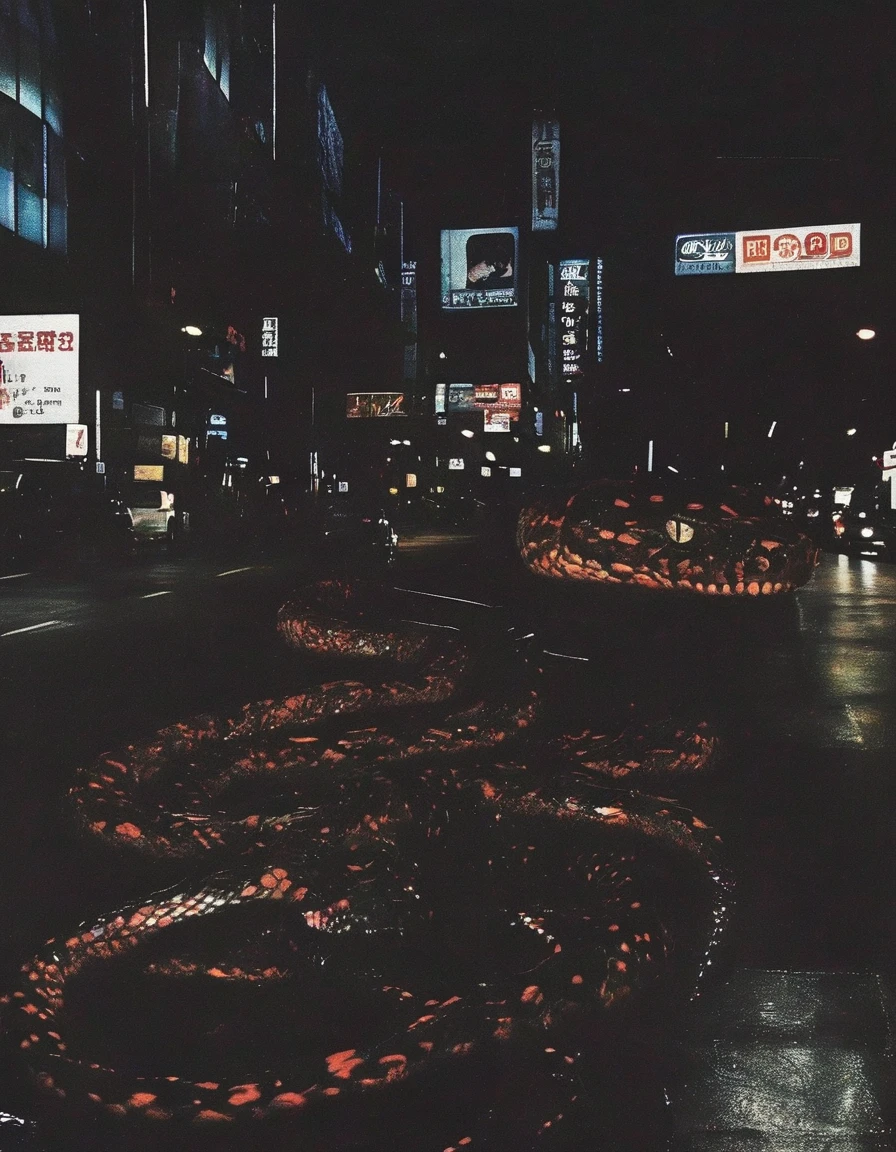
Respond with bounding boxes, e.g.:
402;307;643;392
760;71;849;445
0;166;13;230
16;181;41;242
0;16;15;99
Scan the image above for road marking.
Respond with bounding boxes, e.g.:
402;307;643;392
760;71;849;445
1;620;64;638
0;572;32;581
141;590;173;599
393;587;499;608
215;566;256;577
542;649;590;662
399;618;461;631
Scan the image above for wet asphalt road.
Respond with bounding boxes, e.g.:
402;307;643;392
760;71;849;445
0;533;894;1149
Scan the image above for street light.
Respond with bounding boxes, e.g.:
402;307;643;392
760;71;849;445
485;450;496;462
537;444;551;453
460;429;475;439
181;325;203;337
846;428;857;436
856;328;876;340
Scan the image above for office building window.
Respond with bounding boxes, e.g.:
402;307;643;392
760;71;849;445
0;0;66;250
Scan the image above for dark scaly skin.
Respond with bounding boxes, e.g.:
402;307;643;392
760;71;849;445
9;576;729;1140
69;576;714;858
5;787;729;1135
518;478;820;593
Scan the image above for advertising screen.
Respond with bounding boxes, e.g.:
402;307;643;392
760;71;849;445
735;222;860;272
674;223;860;274
441;228;519;309
483;411;511;433
532;119;560;231
674;233;736;275
346;392;408;418
436;383;522;424
0;315;79;424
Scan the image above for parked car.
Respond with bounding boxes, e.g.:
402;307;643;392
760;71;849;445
0;461;135;569
122;483;190;555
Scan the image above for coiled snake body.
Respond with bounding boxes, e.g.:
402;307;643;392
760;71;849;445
4;531;735;1145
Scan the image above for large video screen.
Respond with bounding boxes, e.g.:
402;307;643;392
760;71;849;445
346;392;408;418
440;228;519;310
435;383;521;432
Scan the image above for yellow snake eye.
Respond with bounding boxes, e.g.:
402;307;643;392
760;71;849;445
665;519;695;543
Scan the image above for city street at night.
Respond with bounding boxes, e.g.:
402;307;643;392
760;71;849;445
2;0;895;1148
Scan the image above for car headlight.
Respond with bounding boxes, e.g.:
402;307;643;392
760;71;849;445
860;526;875;538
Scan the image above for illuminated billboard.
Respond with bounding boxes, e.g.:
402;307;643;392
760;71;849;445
346;392;408;418
435;383;522;424
261;317;278;357
441;227;519;309
558;261;589;377
674;223;860;275
0;315;79;424
675;232;736;275
532;118;560;231
735;222;860;272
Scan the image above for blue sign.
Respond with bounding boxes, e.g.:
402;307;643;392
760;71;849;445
675;232;735;275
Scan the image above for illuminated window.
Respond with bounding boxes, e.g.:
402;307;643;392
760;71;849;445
0;1;66;250
204;7;231;100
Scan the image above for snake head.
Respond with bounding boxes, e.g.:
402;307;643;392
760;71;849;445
518;478;819;594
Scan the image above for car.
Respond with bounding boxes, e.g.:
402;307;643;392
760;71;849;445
302;495;399;570
0;461;135;569
831;503;896;561
122;483;191;555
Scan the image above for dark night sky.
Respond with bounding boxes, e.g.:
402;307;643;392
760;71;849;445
312;1;894;478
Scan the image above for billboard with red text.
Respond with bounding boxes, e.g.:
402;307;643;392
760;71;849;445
0;315;79;424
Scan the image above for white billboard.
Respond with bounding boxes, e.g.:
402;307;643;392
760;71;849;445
0;315;80;424
735;223;860;273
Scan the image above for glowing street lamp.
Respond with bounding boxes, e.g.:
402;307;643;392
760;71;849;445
856;328;876;340
485;451;496;462
537;444;551;453
460;429;475;439
181;325;203;337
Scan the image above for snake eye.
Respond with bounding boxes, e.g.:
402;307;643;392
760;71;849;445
665;519;695;543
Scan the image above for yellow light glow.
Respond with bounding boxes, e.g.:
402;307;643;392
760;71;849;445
856;328;876;340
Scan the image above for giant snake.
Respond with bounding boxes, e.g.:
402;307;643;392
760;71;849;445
0;478;816;1147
